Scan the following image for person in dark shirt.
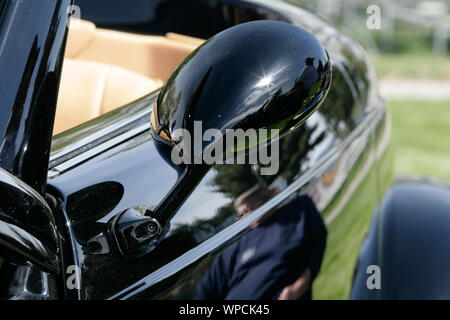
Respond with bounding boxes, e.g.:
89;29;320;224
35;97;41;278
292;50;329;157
196;185;327;300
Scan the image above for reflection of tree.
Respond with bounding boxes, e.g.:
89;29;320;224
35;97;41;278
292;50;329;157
158;72;182;123
276;124;325;183
341;44;370;110
170;202;235;242
211;164;257;199
151;67;358;290
210;122;326;197
317;68;355;137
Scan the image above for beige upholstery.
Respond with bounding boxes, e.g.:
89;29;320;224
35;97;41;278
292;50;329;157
54;59;163;135
64;19;201;82
65;19;97;58
165;32;205;47
55;19;204;135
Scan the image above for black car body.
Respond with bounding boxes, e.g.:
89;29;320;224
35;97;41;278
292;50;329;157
0;0;449;300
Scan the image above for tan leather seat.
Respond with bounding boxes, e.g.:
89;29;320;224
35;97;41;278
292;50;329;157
55;19;204;135
64;19;201;82
54;59;162;135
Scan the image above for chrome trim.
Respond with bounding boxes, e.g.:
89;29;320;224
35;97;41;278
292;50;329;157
0;168;59;272
0;168;52;214
108;103;384;300
0;219;59;273
7;265;57;300
51;108;150;161
49;93;158;170
50;122;150;175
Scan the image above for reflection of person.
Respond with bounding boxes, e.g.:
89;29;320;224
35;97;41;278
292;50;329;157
195;186;327;300
298;57;319;90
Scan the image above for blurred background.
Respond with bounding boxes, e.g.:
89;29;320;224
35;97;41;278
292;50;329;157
287;0;450;182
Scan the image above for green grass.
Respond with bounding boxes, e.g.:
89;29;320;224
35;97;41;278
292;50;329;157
370;53;450;80
313;162;377;299
390;100;450;182
313;99;450;299
312;141;378;299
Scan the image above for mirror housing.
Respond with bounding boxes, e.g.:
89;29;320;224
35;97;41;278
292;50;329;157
151;20;332;163
115;21;332;257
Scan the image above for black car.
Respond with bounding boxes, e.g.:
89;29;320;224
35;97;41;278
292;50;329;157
0;0;449;300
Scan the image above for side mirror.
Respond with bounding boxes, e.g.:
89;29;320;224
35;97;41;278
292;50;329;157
152;20;331;162
115;21;332;257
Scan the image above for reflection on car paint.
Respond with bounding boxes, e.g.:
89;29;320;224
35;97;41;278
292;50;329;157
195;190;326;300
46;0;385;300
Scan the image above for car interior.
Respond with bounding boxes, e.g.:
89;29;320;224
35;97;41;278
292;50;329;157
54;18;205;135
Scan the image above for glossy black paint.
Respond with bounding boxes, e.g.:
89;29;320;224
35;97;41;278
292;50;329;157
0;0;73;279
0;0;445;301
0;168;58;273
143;20;332;256
0;0;71;195
41;0;378;299
352;177;450;299
155;20;331;153
47;29;371;301
0;0;380;300
50;131;180;298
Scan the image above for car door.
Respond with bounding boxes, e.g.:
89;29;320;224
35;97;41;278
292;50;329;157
47;0;383;300
48;51;381;299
